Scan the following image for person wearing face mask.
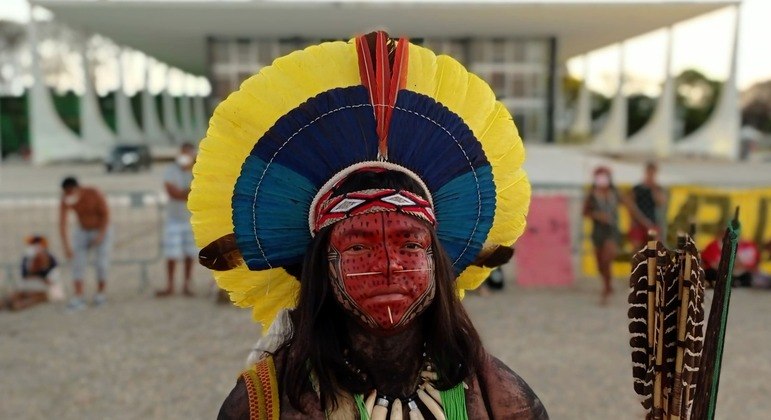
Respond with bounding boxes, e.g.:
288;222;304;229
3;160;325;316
0;236;59;311
156;142;198;297
191;33;547;419
59;176;112;310
583;167;653;305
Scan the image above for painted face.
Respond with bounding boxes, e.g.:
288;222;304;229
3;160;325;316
328;212;435;332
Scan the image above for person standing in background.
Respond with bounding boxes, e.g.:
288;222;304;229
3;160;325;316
156;143;197;297
583;166;653;305
59;177;112;309
628;161;667;251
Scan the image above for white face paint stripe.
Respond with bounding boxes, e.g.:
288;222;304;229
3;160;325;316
346;271;383;277
392;269;431;273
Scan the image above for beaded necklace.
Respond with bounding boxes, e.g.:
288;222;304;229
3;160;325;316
345;353;468;420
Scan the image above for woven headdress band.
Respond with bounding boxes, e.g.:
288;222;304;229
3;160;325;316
313;188;435;233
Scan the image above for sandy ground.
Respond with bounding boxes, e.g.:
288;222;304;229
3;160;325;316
1;161;770;419
1;269;770;419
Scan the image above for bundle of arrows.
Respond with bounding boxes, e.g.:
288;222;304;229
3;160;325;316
628;209;741;420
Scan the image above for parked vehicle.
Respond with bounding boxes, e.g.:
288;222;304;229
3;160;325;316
105;144;152;172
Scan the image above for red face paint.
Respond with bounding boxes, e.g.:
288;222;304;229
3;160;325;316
328;212;435;331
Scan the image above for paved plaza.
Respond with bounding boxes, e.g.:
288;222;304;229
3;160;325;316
1;159;769;419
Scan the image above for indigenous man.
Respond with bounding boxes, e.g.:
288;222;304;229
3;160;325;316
191;32;547;419
59;176;111;309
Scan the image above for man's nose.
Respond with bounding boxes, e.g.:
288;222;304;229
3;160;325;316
384;247;405;282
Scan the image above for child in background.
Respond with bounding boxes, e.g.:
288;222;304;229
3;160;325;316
0;236;60;311
701;234;760;287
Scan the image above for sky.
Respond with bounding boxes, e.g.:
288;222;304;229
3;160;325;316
2;0;770;95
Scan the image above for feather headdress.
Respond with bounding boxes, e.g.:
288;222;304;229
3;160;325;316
189;32;530;328
629;210;740;419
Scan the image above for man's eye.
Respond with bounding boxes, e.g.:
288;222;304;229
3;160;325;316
404;242;423;250
346;244;367;252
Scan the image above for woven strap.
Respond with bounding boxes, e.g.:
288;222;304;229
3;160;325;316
240;356;280;420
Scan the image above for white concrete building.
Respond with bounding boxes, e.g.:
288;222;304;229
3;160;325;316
30;0;741;162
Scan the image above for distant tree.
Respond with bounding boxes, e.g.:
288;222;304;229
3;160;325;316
591;92;610;120
627;94;655;136
742;99;771;132
562;74;582;106
741;80;771;133
675;69;722;136
0;20;27;93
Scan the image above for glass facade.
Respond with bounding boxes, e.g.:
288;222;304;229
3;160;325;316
207;37;554;142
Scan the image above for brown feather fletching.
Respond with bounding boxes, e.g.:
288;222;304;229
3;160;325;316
629;236;706;419
199;233;243;271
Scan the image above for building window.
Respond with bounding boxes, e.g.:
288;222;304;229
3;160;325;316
207;36;552;142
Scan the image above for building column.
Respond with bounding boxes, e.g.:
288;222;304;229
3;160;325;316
674;5;741;160
115;48;146;144
79;34;116;157
162;67;183;144
625;28;674;157
141;56;172;146
179;76;195;142
568;55;592;140
27;15;85;164
590;43;627;153
193;94;208;141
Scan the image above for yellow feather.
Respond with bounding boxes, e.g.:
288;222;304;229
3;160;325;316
432;55;469;113
457;265;493;292
405;43;438;96
456;73;497;134
213;266;300;329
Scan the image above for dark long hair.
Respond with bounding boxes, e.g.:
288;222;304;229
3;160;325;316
281;170;485;412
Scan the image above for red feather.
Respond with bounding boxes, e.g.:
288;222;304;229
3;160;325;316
382;38;409;149
355;31;409;161
374;32;390;157
355;36;376;107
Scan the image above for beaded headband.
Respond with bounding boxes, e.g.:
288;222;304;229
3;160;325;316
309;164;436;235
313;188;436;233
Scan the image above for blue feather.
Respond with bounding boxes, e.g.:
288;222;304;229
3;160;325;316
433;165;495;273
252;86;378;187
388;91;489;192
234;158;315;269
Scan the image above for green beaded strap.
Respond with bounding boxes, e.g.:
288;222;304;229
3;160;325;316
440;382;468;420
354;393;370;420
354;382;467;420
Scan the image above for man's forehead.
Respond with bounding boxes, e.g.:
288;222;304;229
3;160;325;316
331;213;430;236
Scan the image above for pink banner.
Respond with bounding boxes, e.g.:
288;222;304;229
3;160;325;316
515;195;574;287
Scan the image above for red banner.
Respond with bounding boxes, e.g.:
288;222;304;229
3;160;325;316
515;195;574;287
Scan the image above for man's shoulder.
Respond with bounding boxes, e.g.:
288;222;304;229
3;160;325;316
82;186;103;197
219;354;282;420
475;353;549;419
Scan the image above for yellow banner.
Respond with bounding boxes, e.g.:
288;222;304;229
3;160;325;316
581;185;771;278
